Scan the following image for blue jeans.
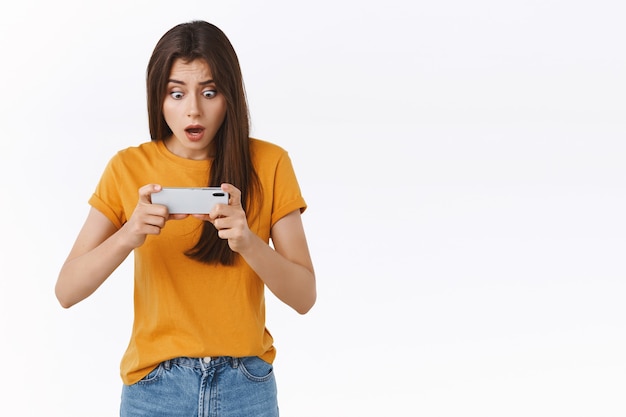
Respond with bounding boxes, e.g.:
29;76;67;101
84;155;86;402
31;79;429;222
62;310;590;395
120;356;279;417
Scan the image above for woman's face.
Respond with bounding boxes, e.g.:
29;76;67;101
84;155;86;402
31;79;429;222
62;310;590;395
162;58;227;160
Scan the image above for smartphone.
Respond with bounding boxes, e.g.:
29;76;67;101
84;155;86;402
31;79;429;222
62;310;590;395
151;187;229;214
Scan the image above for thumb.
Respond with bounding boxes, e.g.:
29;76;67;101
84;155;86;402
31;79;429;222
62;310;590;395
221;183;240;207
138;184;162;204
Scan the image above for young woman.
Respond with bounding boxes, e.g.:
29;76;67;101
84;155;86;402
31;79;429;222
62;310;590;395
55;20;316;417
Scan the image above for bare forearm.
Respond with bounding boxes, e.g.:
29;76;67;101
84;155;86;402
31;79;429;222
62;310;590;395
55;232;133;308
240;235;316;314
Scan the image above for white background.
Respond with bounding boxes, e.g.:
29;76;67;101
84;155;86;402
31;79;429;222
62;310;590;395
1;1;625;416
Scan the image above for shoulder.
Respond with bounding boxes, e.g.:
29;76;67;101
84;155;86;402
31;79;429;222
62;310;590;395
249;138;290;161
249;138;301;185
106;141;158;168
114;141;158;160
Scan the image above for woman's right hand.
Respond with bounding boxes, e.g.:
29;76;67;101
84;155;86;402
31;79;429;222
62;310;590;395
120;184;188;249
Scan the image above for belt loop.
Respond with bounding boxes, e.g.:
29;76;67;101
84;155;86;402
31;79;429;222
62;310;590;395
164;359;171;371
230;357;239;369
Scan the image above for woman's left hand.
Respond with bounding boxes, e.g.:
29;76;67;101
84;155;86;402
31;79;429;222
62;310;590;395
192;183;253;253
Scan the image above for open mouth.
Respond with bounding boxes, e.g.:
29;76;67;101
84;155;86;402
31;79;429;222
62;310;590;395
185;126;205;141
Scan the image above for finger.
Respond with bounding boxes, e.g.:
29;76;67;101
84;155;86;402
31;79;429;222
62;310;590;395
221;183;241;207
213;216;239;232
139;184;162;204
127;214;165;237
145;213;167;229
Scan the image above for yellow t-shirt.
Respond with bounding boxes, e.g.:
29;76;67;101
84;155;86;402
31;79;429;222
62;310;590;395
88;138;306;385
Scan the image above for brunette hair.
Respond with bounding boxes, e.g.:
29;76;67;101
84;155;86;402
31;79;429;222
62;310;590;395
146;20;260;265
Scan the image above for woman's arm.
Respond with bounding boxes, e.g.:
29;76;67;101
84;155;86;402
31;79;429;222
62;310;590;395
55;184;179;308
55;207;132;308
201;183;316;314
242;209;317;314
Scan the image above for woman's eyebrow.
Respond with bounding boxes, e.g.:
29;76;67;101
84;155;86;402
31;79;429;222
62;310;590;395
168;78;215;85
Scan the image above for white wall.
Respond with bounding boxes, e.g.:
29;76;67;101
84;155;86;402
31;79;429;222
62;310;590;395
1;1;625;415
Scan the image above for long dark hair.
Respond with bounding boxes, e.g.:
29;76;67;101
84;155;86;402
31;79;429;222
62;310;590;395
146;20;260;265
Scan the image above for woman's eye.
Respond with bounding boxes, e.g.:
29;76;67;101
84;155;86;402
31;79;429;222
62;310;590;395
203;90;217;99
170;91;184;99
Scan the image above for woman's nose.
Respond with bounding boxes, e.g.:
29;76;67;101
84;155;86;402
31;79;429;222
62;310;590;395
187;96;202;117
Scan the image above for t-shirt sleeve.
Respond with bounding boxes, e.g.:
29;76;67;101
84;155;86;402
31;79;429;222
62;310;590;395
270;150;307;227
88;154;127;229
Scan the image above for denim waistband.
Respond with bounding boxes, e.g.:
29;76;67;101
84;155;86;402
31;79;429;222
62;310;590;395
163;356;239;371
